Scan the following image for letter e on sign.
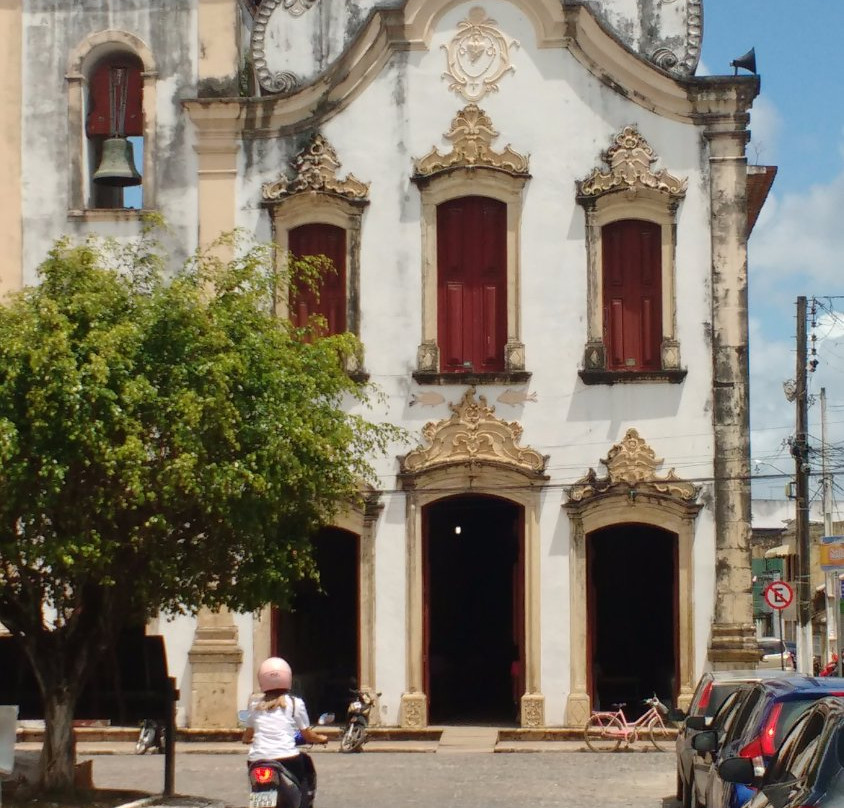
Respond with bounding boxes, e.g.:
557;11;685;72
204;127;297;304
763;581;794;610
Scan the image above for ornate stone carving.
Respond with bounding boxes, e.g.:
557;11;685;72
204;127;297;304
567;428;698;503
416;340;439;373
400;692;428;728
262;134;370;202
520;694;545;728
400;388;547;476
413;104;529;178
442;7;519;102
252;0;319;94
576;126;686;200
679;0;703;76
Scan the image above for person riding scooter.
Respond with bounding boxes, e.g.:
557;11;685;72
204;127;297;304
242;657;328;808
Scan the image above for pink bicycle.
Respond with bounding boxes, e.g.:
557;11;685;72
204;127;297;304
583;694;673;751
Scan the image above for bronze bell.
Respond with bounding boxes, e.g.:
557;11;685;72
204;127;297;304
93;137;142;187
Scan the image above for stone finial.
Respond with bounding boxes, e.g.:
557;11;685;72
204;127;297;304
262;133;369;202
413;104;529;178
577;126;686;199
400;387;546;475
568;428;697;502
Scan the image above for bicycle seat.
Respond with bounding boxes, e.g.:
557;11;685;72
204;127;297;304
610;702;626;709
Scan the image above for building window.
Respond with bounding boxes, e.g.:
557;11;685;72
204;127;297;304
576;127;687;384
66;31;158;218
289;223;347;335
437;196;507;373
261;134;369;375
412;104;530;384
86;56;144;210
602;219;662;372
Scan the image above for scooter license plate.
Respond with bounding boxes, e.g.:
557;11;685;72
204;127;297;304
250;791;277;808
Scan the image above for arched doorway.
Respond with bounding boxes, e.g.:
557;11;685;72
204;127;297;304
274;527;359;719
424;495;524;725
587;524;677;717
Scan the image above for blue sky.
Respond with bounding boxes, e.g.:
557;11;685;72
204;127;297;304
701;2;844;504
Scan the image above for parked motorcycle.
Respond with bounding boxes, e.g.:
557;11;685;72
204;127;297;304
135;718;165;754
339;689;380;753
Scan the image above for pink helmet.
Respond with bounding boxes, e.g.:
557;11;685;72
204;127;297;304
258;657;292;692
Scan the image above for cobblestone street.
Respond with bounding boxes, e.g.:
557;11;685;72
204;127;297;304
86;749;681;808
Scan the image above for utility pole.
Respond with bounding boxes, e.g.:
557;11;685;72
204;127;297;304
820;388;842;676
794;296;812;674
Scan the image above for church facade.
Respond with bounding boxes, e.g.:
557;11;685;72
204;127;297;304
0;0;775;728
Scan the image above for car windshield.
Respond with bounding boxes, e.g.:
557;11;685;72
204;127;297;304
759;640;785;655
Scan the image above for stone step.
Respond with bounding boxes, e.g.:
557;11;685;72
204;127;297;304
437;726;499;752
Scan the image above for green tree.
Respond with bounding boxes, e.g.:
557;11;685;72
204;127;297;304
0;231;400;792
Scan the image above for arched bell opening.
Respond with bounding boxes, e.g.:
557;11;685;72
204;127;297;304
423;494;524;725
587;523;678;717
273;526;360;719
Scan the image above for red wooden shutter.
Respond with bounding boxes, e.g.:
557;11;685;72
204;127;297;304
602;219;662;371
86;59;144;138
437;196;506;373
288;224;347;335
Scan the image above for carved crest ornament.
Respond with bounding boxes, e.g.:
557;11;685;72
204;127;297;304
567;429;698;503
576;126;686;200
442;7;519;102
400;388;547;476
262;134;370;202
413;104;529;178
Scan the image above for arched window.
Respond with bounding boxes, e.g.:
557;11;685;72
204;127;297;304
437;196;507;373
288;223;347;335
85;54;144;210
67;31;157;219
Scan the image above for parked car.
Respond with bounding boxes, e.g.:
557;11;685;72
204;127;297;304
757;637;796;671
675;669;797;808
717;696;844;808
691;675;844;808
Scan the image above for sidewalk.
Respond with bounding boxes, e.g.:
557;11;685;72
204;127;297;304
14;724;670;756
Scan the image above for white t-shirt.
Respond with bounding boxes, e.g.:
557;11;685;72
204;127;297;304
246;696;310;761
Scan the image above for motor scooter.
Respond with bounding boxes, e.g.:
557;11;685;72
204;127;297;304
339;689;381;753
240;709;333;808
135;719;165;754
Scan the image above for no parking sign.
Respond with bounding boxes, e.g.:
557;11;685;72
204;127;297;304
763;580;794;611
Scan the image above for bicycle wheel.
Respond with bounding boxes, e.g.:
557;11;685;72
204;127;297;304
583;714;624;752
648;718;673;751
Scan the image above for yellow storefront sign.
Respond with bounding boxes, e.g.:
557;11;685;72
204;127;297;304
820;541;844;570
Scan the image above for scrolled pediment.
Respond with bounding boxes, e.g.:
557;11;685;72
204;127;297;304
567;428;698;503
576;126;686;200
413;104;529;179
400;388;546;476
262;133;369;202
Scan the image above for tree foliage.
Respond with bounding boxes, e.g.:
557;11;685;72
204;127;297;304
0;230;400;791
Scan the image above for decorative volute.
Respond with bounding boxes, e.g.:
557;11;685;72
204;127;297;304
400;388;547;476
262;133;369;202
576;126;686;201
412;104;529;180
567;428;698;503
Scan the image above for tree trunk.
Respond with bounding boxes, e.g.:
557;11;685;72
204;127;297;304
39;687;79;793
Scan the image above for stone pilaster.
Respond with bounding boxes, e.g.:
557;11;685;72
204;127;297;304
704;99;760;669
188;607;243;728
520;694;545;728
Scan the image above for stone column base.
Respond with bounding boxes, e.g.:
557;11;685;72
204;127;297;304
400;692;428;728
565;692;591;727
188;618;243;729
709;622;760;670
520;694;545;727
